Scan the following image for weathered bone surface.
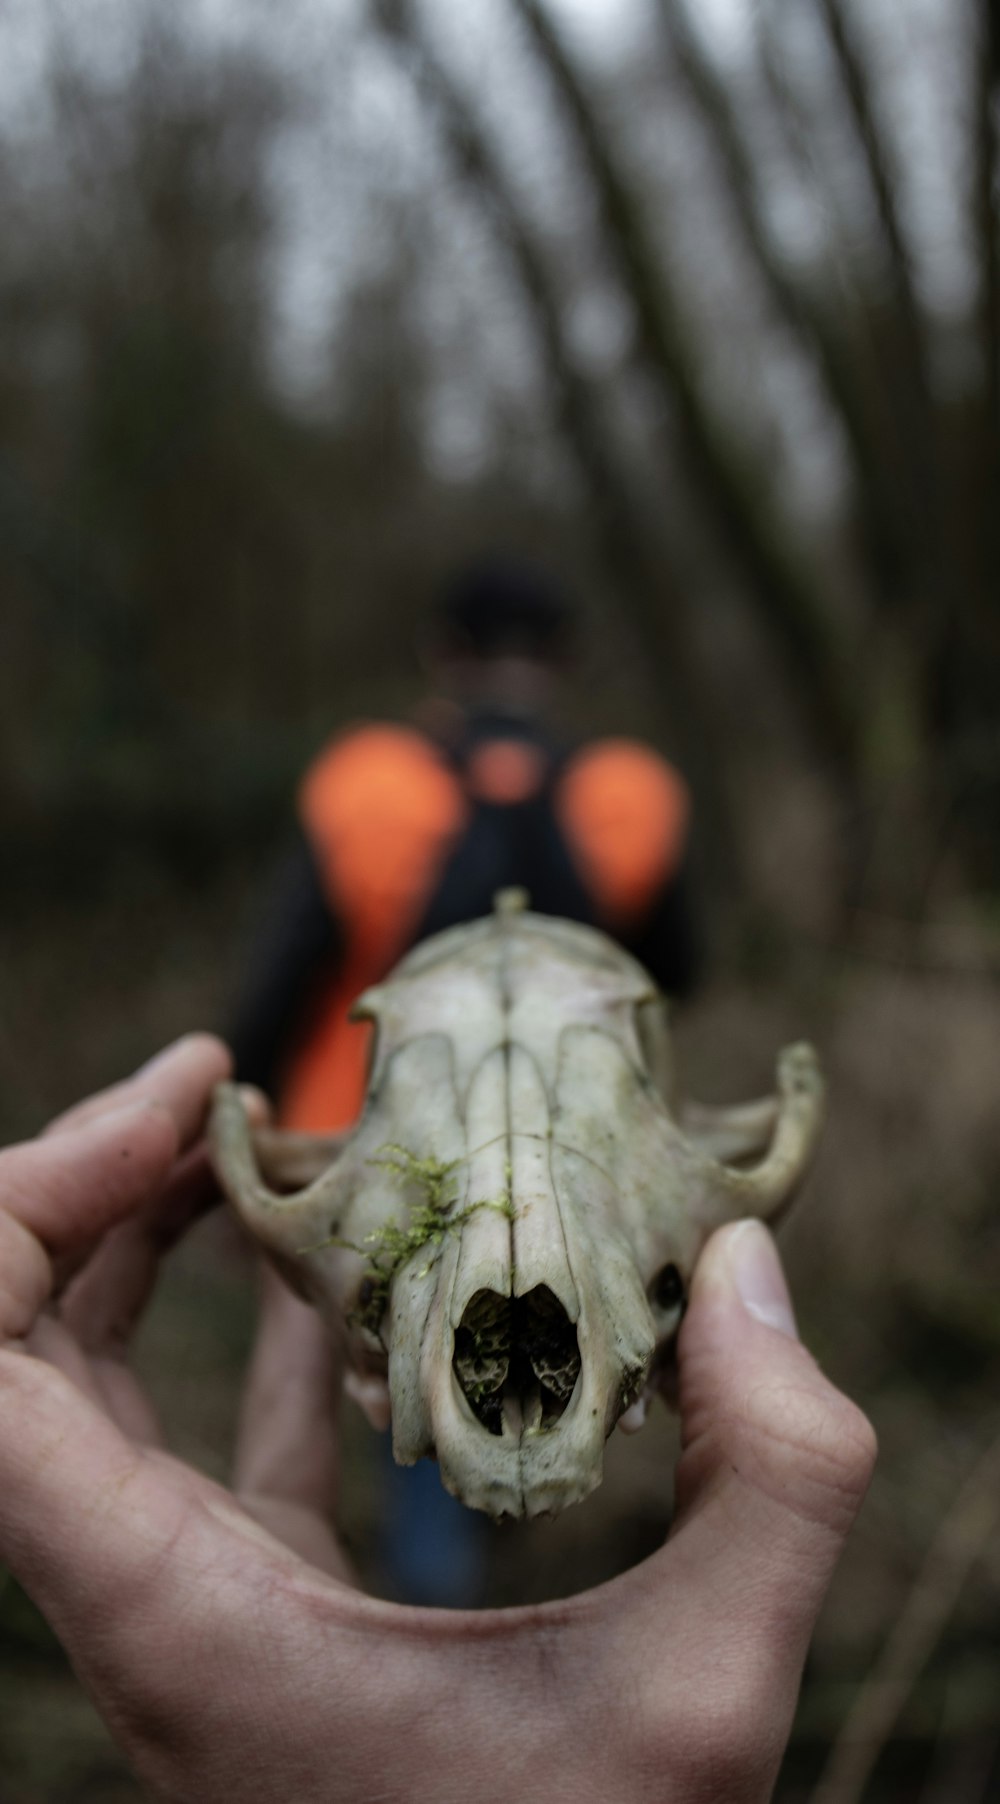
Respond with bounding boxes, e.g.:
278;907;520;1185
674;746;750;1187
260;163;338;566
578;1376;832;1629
210;892;824;1519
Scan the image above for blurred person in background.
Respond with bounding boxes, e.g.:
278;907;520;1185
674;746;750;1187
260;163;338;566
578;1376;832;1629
231;554;701;1125
229;554;703;1604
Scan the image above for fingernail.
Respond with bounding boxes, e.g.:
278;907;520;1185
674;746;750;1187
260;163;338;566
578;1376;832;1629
138;1035;198;1075
237;1084;268;1110
727;1220;798;1339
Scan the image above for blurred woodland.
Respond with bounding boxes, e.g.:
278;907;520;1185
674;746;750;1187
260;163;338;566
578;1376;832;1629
1;0;999;1799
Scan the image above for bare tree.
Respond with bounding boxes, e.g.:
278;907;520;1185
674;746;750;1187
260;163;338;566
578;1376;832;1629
508;0;858;778
370;0;744;891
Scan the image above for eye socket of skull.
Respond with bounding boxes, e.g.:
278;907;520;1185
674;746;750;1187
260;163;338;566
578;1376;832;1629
647;1261;686;1330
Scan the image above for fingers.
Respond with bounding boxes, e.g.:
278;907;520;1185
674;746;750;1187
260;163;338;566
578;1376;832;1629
0;1351;263;1668
1;1033;230;1361
45;1034;231;1147
0;1104;180;1339
52;1038;237;1353
24;1313;122;1415
0;1349;170;1614
233;1265;353;1580
661;1222;876;1658
234;1264;342;1508
604;1223;876;1796
59;1142;221;1352
0;1208;53;1341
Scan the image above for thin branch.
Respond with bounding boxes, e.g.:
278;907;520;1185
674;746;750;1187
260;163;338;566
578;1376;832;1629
814;0;929;399
657;0;907;611
813;0;945;632
509;0;857;774
753;0;880;337
973;0;1000;602
810;1424;1000;1804
367;0;742;886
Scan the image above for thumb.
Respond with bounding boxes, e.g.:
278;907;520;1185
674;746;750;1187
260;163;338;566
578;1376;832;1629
668;1220;876;1656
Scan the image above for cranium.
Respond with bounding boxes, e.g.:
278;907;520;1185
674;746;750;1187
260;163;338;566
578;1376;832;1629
210;892;824;1519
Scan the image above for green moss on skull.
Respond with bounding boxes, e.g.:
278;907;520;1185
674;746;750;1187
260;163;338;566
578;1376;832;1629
309;1142;514;1339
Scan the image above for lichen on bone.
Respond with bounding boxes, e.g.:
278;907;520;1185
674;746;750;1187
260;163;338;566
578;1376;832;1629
310;1143;514;1341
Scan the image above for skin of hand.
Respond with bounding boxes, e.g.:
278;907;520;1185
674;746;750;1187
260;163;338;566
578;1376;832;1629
0;1035;876;1804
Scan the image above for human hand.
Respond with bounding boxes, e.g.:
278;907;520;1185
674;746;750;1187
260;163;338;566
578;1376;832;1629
0;1039;875;1803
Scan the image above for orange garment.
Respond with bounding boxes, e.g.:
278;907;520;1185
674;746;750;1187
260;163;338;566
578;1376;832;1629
278;725;690;1131
556;740;690;932
278;726;468;1129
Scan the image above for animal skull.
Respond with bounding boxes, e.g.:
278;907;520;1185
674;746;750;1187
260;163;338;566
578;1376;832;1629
210;893;824;1519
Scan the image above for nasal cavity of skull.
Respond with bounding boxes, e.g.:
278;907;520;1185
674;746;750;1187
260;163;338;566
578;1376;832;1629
453;1286;581;1438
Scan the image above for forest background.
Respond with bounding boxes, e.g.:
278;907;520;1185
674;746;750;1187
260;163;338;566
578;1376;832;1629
1;1;999;1799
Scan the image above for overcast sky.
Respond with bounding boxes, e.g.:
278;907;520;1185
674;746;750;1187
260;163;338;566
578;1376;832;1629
0;0;977;501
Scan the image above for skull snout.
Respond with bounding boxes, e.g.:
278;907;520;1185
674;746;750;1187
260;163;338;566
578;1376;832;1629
453;1285;582;1438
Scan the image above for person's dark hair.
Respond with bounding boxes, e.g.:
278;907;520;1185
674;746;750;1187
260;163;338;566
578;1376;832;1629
436;556;576;660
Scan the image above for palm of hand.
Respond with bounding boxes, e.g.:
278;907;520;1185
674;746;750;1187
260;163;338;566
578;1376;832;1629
0;1037;875;1804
